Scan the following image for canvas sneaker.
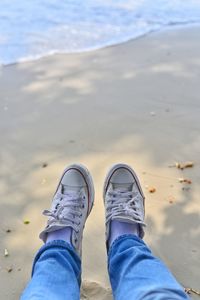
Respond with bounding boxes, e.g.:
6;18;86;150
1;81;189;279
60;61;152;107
103;163;146;245
39;164;94;256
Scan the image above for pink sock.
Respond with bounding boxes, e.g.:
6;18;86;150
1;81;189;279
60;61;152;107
46;227;72;244
109;220;139;247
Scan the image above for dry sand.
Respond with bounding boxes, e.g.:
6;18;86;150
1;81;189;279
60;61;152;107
0;27;200;299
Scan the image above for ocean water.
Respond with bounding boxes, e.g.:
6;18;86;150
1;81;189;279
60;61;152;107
1;0;200;65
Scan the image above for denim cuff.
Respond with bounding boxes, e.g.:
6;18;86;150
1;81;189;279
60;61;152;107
32;240;81;276
108;234;144;263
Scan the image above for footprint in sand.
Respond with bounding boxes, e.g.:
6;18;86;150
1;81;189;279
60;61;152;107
81;280;112;300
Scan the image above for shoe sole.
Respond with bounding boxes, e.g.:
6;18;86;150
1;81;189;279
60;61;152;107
54;163;95;217
103;163;145;212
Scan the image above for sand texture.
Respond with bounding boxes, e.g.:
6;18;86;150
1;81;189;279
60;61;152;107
0;27;200;299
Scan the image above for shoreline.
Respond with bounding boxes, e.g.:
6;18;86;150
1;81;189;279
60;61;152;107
1;24;200;68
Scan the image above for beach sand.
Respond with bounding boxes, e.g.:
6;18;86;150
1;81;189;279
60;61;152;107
0;27;200;299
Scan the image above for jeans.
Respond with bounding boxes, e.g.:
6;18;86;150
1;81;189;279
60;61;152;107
21;235;189;300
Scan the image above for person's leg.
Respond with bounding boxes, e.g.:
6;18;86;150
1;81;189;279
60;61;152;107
21;164;94;300
103;163;189;300
21;241;81;300
108;235;188;300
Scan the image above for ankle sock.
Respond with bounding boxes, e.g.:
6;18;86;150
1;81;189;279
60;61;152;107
109;220;139;247
46;227;72;244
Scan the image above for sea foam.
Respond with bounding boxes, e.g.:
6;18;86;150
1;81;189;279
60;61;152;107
1;0;200;65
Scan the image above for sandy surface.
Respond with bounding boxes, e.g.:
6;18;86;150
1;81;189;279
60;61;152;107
0;27;200;299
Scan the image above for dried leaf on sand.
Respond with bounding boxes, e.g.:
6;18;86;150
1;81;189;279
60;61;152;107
178;178;192;184
185;288;200;296
148;187;156;193
169;161;194;170
175;161;194;170
23;220;30;225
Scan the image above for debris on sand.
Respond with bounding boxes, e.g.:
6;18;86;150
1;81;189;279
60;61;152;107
42;163;48;168
148;187;156;193
23;220;30;225
169;161;194;170
168;195;175;204
176;161;194;170
178;178;192;184
185;287;200;296
7;267;13;273
175;161;194;170
4;249;9;257
41;178;46;185
182;187;190;191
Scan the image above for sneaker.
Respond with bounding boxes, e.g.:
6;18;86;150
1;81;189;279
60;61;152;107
39;164;94;256
103;163;146;245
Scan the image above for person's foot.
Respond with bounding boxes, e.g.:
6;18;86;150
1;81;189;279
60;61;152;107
103;163;146;247
39;164;94;256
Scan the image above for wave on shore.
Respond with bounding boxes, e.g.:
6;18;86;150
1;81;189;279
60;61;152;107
1;0;200;65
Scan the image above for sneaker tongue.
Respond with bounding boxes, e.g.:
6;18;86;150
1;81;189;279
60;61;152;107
61;184;80;195
111;183;133;191
61;185;81;213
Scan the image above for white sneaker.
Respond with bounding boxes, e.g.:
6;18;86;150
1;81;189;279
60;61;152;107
39;164;94;256
103;163;146;244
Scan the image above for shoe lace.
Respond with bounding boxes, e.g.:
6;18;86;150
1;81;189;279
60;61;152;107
43;191;85;235
106;189;143;224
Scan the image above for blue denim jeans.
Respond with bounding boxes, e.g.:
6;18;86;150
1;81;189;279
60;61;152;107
21;235;189;300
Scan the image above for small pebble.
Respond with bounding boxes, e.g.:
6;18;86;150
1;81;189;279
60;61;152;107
7;267;13;273
4;249;9;257
42;163;48;168
41;178;46;185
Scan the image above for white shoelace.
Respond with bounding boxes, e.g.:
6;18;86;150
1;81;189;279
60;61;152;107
43;191;85;234
106;189;143;224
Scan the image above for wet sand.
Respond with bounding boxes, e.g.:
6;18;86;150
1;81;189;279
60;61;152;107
0;27;200;299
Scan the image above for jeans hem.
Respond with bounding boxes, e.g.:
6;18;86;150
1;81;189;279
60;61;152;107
32;240;81;276
108;234;144;265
